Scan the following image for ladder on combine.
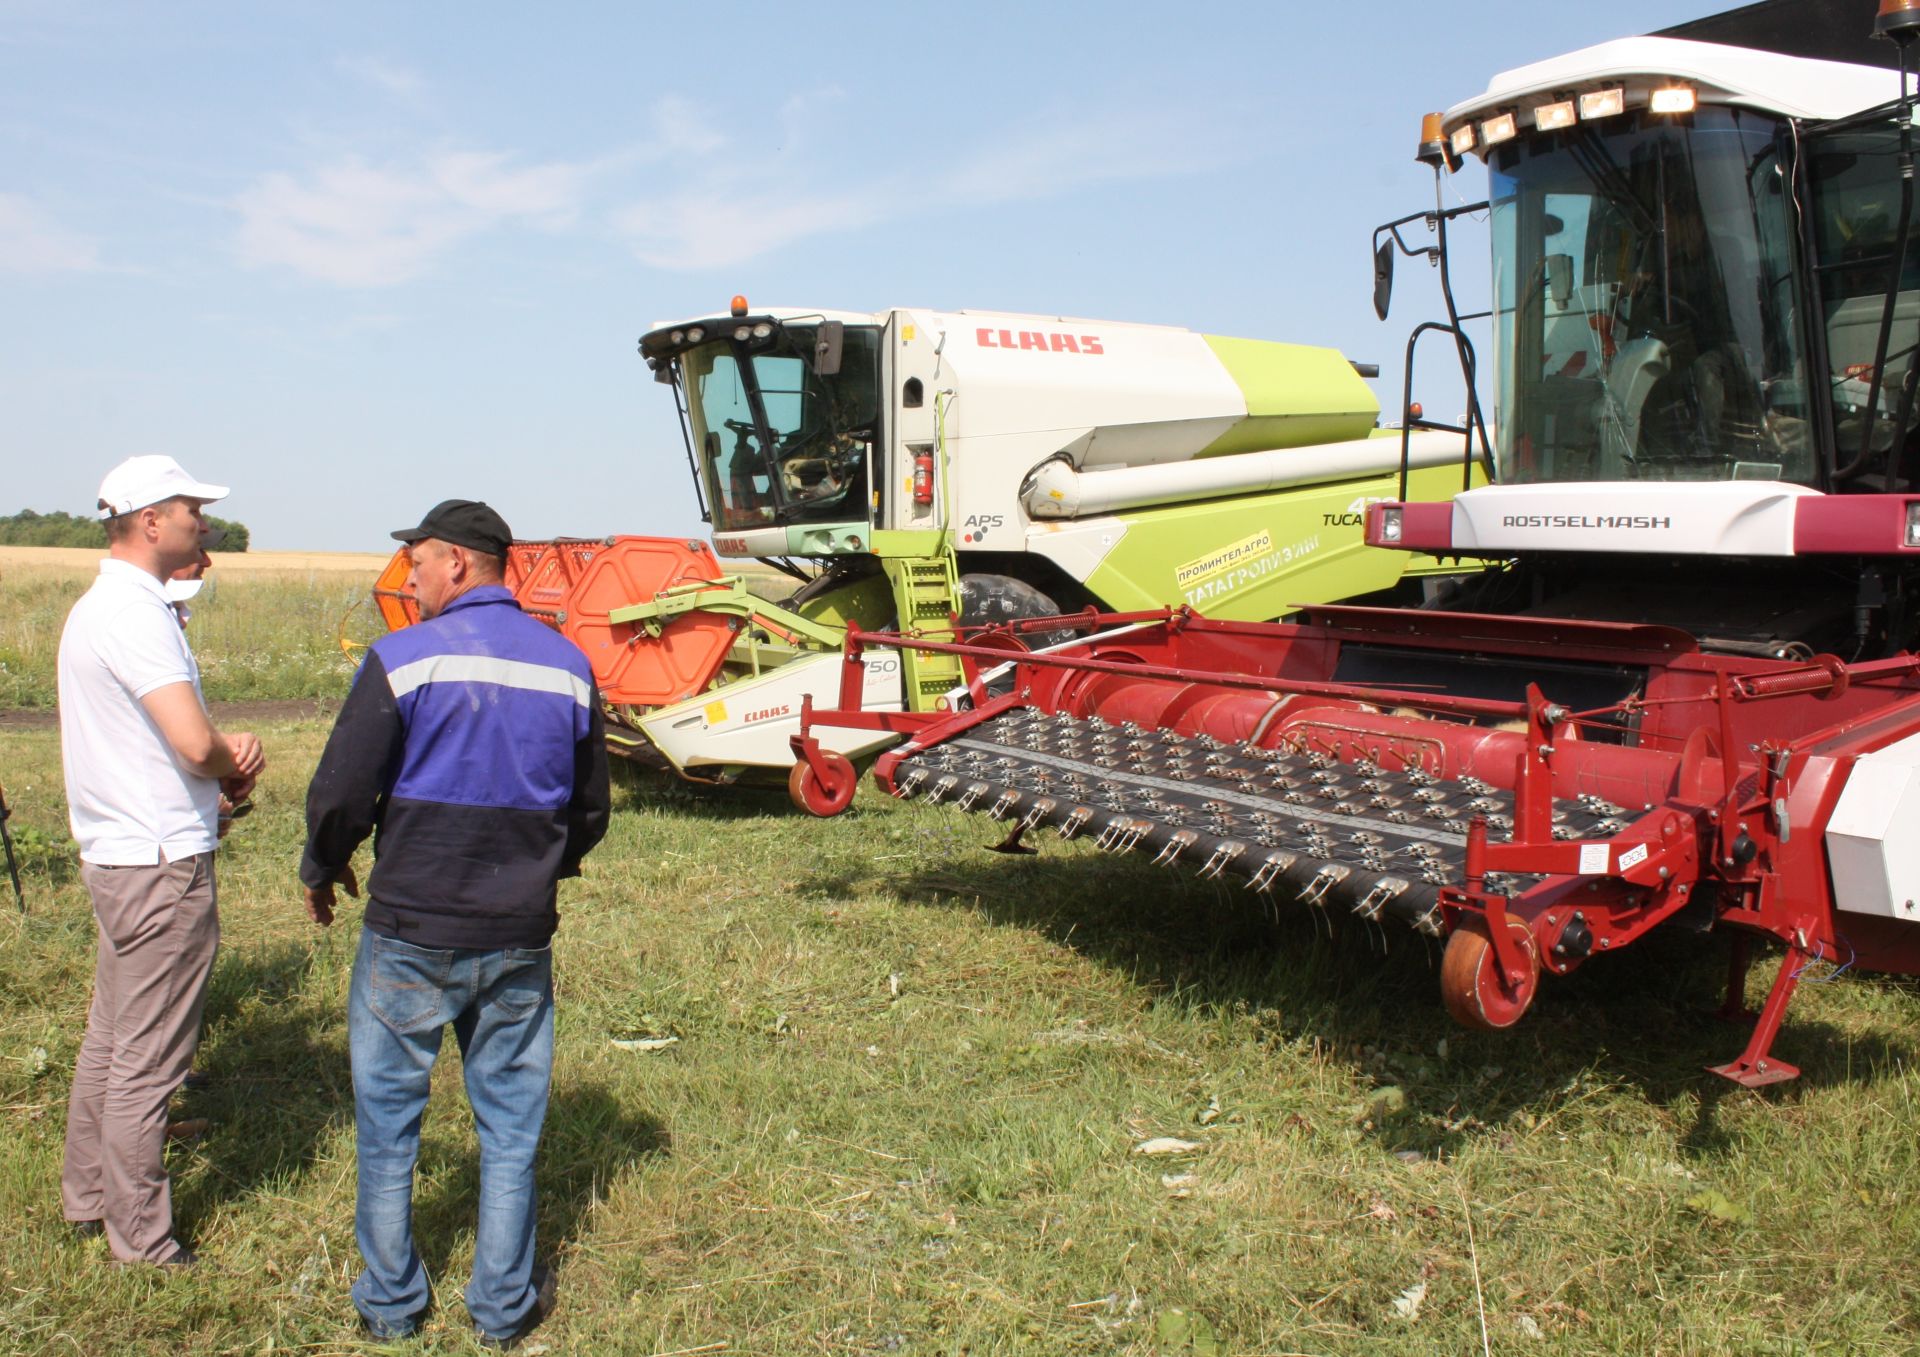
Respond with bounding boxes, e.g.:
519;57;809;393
874;532;966;711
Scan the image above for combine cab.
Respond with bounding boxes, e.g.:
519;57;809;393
792;0;1920;1082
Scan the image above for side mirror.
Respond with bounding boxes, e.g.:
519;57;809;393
1545;253;1572;310
1372;237;1395;321
814;321;844;377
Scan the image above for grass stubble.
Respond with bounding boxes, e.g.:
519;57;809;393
0;566;1917;1355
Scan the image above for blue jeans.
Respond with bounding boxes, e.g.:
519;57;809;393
347;926;554;1340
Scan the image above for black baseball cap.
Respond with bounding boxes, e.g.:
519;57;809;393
391;499;513;557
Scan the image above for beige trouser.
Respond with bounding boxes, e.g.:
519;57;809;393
61;853;219;1263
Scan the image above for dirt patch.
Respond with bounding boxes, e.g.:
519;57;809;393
0;545;393;576
0;698;332;731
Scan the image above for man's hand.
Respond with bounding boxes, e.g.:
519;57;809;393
303;864;359;928
226;732;265;779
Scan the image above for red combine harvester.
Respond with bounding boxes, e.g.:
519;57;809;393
790;0;1920;1084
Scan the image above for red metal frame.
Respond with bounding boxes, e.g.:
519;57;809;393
795;606;1920;1085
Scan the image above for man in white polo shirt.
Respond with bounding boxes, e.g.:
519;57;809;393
57;454;266;1267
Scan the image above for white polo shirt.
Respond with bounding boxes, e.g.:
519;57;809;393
57;558;220;865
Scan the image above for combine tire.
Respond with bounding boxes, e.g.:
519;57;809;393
788;750;858;817
1440;917;1540;1031
959;573;1067;648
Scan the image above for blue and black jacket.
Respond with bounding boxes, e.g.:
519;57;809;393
300;586;611;949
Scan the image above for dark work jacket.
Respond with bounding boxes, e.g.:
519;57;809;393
300;586;612;949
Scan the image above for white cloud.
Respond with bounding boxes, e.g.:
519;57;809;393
431;151;580;224
649;95;727;158
230;95;1221;284
615;190;882;273
231;97;724;287
337;54;428;104
0;193;101;274
612;106;1221;272
233;150;592;286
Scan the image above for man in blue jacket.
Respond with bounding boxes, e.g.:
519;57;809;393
299;499;610;1349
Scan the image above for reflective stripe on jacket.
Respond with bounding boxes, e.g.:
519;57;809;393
300;586;611;949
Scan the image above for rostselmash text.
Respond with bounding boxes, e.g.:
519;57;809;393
1500;514;1673;530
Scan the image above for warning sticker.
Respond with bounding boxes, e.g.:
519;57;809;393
1577;843;1608;875
704;699;728;726
1617;843;1649;872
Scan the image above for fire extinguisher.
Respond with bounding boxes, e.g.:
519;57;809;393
912;450;934;506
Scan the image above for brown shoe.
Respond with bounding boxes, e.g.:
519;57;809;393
165;1118;210;1142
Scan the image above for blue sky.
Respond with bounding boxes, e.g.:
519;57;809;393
0;1;1744;550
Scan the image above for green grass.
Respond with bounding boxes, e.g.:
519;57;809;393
0;564;377;709
3;576;1920;1353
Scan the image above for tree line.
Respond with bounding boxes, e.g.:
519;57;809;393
0;509;250;551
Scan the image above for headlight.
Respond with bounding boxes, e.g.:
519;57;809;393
1480;112;1517;146
669;329;684;345
733;325;751;341
1380;507;1404;543
1649;86;1697;115
1579;88;1625;120
1905;501;1920;547
752;322;773;339
686;326;704;343
1532;100;1576;132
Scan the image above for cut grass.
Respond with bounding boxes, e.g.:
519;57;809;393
2;570;1919;1354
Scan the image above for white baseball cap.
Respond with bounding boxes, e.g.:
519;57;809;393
96;455;230;519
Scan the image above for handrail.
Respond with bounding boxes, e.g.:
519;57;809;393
1372;196;1496;500
1397;321;1495;500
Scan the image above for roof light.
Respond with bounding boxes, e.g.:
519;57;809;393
1481;112;1518;146
669;329;684;344
751;322;773;339
1450;124;1476;157
1649;86;1697;115
730;294;749;317
1579;88;1626;120
1416;111;1448;168
685;326;704;343
1877;0;1920;40
733;325;750;341
1532;99;1576;132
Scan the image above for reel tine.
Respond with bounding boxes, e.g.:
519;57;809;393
1153;830;1197;867
1298;863;1350;906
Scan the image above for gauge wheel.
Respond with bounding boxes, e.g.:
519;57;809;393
788;750;858;817
1440;916;1540;1031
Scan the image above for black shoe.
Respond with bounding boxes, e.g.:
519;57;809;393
476;1264;555;1350
113;1244;195;1270
68;1219;103;1240
181;1070;212;1092
358;1313;418;1341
